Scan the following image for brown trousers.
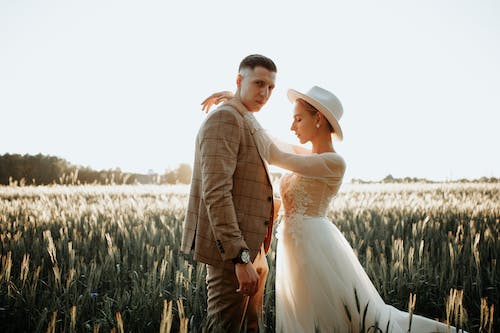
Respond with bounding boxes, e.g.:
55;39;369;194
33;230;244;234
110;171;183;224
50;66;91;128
206;246;269;332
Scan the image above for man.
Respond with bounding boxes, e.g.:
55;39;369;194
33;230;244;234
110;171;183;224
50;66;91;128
181;54;277;332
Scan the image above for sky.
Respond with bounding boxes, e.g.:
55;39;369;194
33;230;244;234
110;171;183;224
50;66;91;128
1;0;499;181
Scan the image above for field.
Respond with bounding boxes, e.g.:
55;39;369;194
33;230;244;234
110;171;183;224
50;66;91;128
0;183;498;332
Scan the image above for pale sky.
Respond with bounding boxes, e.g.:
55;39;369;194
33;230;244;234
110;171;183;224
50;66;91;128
1;0;499;181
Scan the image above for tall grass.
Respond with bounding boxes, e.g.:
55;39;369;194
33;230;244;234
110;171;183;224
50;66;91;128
0;183;498;332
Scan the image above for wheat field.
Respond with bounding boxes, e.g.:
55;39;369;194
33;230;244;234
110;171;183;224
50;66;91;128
0;183;498;332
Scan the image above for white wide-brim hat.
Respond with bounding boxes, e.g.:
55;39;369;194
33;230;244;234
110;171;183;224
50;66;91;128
287;86;344;141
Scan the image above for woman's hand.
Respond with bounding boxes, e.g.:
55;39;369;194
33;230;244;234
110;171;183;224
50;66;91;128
201;91;234;114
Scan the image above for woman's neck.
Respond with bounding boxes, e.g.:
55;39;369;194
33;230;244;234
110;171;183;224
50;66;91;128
311;138;335;154
309;125;335;154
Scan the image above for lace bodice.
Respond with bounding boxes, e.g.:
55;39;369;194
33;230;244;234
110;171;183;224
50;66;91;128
280;173;342;218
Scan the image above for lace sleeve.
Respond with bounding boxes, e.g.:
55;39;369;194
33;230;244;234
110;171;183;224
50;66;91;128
271;136;295;154
244;113;346;178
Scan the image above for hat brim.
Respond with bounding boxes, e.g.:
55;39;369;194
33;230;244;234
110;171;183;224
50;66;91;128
287;89;343;141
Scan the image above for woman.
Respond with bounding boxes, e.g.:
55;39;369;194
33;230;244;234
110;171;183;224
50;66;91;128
202;86;462;333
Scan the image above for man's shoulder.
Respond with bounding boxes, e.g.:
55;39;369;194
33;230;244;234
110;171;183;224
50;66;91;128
212;104;241;118
203;104;243;127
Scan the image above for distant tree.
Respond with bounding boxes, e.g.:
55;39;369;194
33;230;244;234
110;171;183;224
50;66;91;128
176;163;192;184
0;153;215;186
382;174;395;183
0;153;71;185
163;169;177;184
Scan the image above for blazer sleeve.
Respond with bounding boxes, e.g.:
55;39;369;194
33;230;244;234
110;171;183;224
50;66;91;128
199;109;248;261
243;113;346;178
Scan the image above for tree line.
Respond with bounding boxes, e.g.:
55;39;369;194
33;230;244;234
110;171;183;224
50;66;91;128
351;174;499;184
0;153;192;186
1;154;497;186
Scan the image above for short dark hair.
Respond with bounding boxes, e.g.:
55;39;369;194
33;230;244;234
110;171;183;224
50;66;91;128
238;54;277;73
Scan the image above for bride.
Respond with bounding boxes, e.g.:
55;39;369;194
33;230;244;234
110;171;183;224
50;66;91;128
202;86;462;333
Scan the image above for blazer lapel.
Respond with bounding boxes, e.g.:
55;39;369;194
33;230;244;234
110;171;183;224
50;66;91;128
222;100;273;186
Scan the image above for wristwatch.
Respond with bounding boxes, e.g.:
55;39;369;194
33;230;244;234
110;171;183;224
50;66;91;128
232;249;250;264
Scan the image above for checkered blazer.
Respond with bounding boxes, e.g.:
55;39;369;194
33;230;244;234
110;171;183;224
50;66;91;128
181;101;274;267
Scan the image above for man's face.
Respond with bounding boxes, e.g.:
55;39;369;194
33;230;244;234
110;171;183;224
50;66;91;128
237;66;276;112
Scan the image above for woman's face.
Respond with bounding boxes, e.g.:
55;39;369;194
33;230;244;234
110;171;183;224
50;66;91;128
290;102;318;144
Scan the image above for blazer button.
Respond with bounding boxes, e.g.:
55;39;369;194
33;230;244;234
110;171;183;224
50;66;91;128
267;196;273;202
264;220;270;226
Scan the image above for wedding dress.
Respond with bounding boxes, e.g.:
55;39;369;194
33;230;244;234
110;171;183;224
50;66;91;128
242;113;462;333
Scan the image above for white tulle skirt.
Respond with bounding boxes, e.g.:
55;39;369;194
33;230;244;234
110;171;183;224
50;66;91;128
275;214;461;333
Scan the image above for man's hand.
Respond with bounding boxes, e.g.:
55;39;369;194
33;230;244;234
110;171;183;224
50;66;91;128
235;263;259;296
201;91;234;114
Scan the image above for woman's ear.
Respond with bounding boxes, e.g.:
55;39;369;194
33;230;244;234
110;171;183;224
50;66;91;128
316;112;323;123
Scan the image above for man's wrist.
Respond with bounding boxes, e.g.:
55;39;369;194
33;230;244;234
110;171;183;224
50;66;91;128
232;248;250;264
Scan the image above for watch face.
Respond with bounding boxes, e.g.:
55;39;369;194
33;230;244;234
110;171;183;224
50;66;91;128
241;250;250;263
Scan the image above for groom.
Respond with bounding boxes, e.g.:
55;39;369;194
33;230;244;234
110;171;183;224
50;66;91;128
181;54;277;332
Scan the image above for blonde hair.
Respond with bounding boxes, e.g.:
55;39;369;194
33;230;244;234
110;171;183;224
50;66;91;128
296;99;334;132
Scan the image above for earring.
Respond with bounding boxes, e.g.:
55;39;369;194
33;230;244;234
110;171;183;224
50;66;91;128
316;123;320;128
